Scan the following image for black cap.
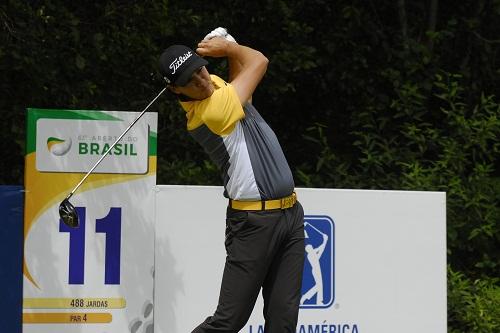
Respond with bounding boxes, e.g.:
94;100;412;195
159;45;208;86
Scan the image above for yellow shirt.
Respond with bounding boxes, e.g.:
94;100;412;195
179;75;245;136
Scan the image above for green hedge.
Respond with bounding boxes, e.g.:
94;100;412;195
448;266;500;333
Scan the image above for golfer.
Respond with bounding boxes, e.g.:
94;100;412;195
159;28;305;333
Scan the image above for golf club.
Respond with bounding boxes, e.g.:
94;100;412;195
59;87;167;228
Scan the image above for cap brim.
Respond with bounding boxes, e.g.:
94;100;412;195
175;56;209;86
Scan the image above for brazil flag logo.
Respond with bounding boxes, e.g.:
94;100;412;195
47;137;72;156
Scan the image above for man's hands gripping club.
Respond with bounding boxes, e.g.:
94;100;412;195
196;37;234;58
196;27;268;105
203;27;237;43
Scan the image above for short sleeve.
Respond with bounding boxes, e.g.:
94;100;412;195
180;75;245;136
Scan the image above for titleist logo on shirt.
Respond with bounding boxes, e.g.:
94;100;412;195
169;51;192;74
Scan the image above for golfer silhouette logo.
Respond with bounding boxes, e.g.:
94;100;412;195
300;216;335;308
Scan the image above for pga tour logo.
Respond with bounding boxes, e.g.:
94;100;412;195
300;216;335;309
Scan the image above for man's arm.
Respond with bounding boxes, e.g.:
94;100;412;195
196;37;268;105
228;51;244;83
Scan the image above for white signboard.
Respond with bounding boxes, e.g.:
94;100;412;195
36;116;149;174
23;109;157;333
154;186;446;333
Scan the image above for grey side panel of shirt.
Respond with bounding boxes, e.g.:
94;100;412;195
189;125;231;191
240;104;294;200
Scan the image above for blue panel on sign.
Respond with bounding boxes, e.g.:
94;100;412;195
300;215;335;309
0;186;23;333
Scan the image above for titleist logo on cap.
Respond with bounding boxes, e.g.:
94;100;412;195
169;51;193;74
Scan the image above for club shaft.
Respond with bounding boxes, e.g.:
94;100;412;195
65;87;166;200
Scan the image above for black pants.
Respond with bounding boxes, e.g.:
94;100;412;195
192;202;305;333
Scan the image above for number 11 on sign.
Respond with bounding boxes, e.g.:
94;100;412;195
59;207;122;285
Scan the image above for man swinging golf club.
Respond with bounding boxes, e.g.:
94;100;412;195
159;28;305;332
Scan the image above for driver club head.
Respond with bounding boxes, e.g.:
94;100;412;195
59;198;79;228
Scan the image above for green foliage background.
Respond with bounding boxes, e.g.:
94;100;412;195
1;1;498;331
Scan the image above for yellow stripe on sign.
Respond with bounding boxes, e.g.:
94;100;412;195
23;312;112;324
23;297;126;309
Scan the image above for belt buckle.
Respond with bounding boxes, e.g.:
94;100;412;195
280;195;294;209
